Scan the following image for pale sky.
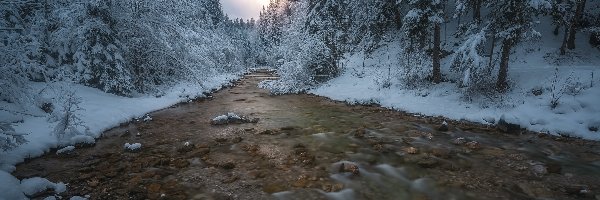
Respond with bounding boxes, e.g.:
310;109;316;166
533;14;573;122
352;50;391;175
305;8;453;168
221;0;270;20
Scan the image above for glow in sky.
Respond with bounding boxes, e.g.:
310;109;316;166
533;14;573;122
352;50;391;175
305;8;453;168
221;0;270;20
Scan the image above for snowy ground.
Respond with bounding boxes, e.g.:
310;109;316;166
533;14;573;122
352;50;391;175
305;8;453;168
311;20;600;141
0;73;241;199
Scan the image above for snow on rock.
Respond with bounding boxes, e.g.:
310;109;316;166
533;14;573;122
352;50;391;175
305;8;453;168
56;146;75;155
69;196;89;200
0;170;27;199
497;114;522;133
20;177;66;196
142;115;152;122
210;112;258;125
211;115;230;125
124;143;142;152
437;121;449;132
70;135;95;146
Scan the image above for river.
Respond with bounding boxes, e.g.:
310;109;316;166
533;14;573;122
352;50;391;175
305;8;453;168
14;69;600;200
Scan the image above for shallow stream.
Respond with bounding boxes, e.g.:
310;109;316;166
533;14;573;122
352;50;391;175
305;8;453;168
14;70;600;200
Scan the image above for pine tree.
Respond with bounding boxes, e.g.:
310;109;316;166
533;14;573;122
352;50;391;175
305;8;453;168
402;0;446;84
489;0;551;91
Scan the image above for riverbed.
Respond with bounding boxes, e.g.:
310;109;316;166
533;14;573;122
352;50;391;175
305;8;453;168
14;70;600;200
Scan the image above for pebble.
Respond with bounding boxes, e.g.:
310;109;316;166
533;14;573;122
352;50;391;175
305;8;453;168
465;141;481;150
405;147;418;154
452;137;467;145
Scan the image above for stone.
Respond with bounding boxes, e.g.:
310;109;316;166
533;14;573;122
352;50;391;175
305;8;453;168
339;162;360;175
438;121;449;131
293;175;309;188
452;137;467;145
177;142;194;153
353;128;366;138
531;164;547;176
405;147;418;154
497;117;521;133
565;185;589;196
465;141;481;150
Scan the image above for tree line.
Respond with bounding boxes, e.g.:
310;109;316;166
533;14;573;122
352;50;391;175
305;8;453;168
257;0;599;93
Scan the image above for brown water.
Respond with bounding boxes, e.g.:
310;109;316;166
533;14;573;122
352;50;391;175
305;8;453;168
14;70;600;200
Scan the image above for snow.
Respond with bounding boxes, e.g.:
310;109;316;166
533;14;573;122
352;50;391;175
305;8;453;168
56;146;75;155
0;170;26;200
310;18;600;140
20;177;66;196
0;72;241;198
69;135;95;145
124;142;142;151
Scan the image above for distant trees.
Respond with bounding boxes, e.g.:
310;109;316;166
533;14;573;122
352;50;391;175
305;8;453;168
552;0;588;54
0;0;255;98
0;0;256;149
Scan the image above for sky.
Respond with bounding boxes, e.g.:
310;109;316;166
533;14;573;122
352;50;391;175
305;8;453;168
221;0;270;20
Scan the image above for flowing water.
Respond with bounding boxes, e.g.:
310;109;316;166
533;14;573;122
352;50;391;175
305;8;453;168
14;70;600;200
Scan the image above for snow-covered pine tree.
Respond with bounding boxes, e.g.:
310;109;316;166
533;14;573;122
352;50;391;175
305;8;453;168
488;0;551;91
77;1;133;96
401;0;447;84
451;25;494;97
347;0;402;52
552;0;588;54
305;0;350;81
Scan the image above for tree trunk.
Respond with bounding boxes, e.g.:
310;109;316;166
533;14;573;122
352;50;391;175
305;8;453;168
560;26;569;55
473;0;482;22
488;34;496;70
432;24;441;84
497;39;513;92
567;0;587;49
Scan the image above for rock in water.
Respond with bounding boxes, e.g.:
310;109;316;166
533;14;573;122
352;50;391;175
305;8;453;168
452;137;467;145
339;162;360;175
437;121;449;131
497;115;521;133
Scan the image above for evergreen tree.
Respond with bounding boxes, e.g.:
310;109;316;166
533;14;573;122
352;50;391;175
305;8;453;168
402;0;446;84
488;0;551;91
